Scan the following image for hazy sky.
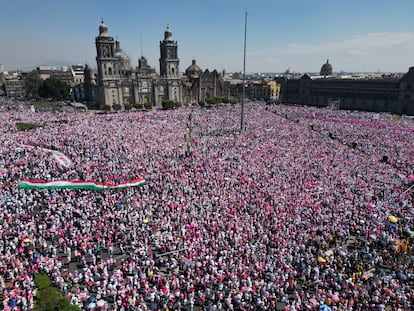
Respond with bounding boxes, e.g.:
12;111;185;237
1;0;414;73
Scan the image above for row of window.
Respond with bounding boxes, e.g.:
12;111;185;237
309;96;393;108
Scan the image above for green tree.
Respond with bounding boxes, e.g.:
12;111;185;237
34;273;80;311
206;97;222;105
38;77;70;100
34;273;52;292
24;70;43;98
100;104;111;111
35;287;80;311
162;99;175;109
133;103;143;109
112;103;122;110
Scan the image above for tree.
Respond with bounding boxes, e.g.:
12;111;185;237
162;99;175;109
206;97;222;105
144;102;153;110
35;287;80;311
38;77;70;100
24;70;43;98
112;103;122;110
34;273;52;292
100;104;111;111
34;273;80;311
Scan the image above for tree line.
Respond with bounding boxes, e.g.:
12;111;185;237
24;71;71;101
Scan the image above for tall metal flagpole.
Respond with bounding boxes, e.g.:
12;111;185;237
240;10;247;133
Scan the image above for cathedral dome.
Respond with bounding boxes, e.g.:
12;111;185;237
164;26;173;42
186;59;202;78
320;59;333;76
115;51;130;62
99;20;109;37
114;39;130;63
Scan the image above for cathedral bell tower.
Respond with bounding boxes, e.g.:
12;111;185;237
159;26;179;78
156;25;183;104
95;20;116;82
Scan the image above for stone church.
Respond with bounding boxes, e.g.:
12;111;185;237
84;20;228;109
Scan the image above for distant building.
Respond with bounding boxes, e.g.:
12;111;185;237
71;65;85;84
86;21;228;109
284;67;294;79
34;65;86;102
186;60;229;103
320;59;333;76
281;64;414;115
0;65;6;96
267;80;281;102
4;73;25;97
51;67;74;86
37;65;55;80
70;65;86;102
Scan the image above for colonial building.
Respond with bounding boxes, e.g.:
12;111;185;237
267;80;281;102
4;75;25;97
86;21;228;109
281;64;414;115
186;59;229;103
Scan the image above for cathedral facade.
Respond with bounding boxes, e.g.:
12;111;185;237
84;21;228;109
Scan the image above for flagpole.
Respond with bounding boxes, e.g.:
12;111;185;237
240;10;247;133
402;183;414;196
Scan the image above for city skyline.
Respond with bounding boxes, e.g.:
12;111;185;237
1;0;414;73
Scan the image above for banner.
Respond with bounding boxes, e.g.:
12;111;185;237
20;144;73;168
18;178;146;190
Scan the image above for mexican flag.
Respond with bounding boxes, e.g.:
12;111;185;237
18;178;146;190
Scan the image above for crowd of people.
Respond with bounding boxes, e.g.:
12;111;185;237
0;99;413;310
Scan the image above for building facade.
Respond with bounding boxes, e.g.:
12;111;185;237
4;77;25;97
87;21;228;109
267;80;281;102
281;65;414;115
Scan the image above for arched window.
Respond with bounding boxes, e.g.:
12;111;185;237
108;67;112;75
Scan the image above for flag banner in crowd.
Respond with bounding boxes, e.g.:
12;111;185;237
51;151;72;168
18;178;146;190
20;144;73;167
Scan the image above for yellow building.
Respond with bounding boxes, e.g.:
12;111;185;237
267;80;280;102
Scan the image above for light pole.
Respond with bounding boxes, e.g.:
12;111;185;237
240;10;248;133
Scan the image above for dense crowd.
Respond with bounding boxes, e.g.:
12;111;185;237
0;99;413;310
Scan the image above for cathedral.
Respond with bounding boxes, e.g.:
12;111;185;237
84;20;228;109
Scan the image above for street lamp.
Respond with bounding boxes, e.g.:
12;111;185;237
240;10;248;133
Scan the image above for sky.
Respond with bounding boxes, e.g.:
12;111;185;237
1;0;414;74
